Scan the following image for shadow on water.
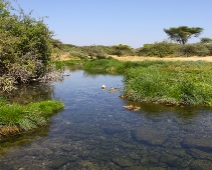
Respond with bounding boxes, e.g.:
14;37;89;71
1;68;212;169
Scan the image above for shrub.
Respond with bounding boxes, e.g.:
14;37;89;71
110;44;134;56
136;41;175;57
80;46;107;59
0;0;53;91
177;43;210;57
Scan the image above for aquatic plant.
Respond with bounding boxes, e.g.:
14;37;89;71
0;100;64;138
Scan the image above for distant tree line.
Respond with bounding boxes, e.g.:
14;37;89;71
52;26;212;59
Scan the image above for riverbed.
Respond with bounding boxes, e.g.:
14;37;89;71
1;69;212;169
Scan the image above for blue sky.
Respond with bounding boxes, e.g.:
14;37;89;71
12;0;212;48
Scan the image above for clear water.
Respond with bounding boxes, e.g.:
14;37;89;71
1;69;212;169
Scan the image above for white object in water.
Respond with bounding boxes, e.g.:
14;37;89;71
101;85;107;89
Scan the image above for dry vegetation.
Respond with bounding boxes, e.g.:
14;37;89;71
54;53;212;63
112;55;212;62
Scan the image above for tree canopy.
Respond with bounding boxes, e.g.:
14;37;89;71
163;26;203;45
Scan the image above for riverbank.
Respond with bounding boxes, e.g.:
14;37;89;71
0;100;64;139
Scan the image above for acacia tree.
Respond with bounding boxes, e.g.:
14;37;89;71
163;26;203;45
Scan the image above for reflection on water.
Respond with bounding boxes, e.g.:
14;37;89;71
1;69;212;169
2;83;56;105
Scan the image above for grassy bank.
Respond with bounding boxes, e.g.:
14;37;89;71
0;100;64;138
55;58;212;106
123;60;212;106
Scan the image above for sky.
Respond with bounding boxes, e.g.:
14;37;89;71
11;0;212;48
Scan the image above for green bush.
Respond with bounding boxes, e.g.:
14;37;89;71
177;43;210;57
110;44;134;56
0;0;53;91
136;41;175;57
206;44;212;55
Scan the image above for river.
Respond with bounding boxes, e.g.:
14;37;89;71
1;69;212;169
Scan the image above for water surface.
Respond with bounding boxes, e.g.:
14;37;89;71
1;69;212;169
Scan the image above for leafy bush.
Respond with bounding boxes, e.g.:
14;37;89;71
0;0;53;91
79;46;107;59
177;43;210;57
110;44;134;56
205;44;212;56
136;41;175;57
200;37;212;44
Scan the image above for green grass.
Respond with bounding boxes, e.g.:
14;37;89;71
123;60;212;106
0;100;64;136
54;60;85;71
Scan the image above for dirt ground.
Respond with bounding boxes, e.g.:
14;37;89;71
54;53;212;62
112;56;212;62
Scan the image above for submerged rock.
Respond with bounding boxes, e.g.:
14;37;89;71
182;136;212;151
190;159;212;170
123;105;141;111
109;88;119;93
187;148;212;161
48;156;70;169
103;127;126;135
131;127;167;146
112;157;134;167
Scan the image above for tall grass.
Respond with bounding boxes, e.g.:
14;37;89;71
83;58;168;74
123;60;212;106
0;100;64;137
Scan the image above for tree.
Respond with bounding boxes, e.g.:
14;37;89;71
163;26;203;45
200;37;212;44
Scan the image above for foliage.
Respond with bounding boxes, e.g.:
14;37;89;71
200;37;212;44
177;43;210;57
50;39;63;49
164;26;203;44
123;61;212;106
206;44;212;56
82;58;167;74
81;45;107;59
0;0;53;92
0;100;64;137
83;58;124;74
136;41;175;57
110;44;134;56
